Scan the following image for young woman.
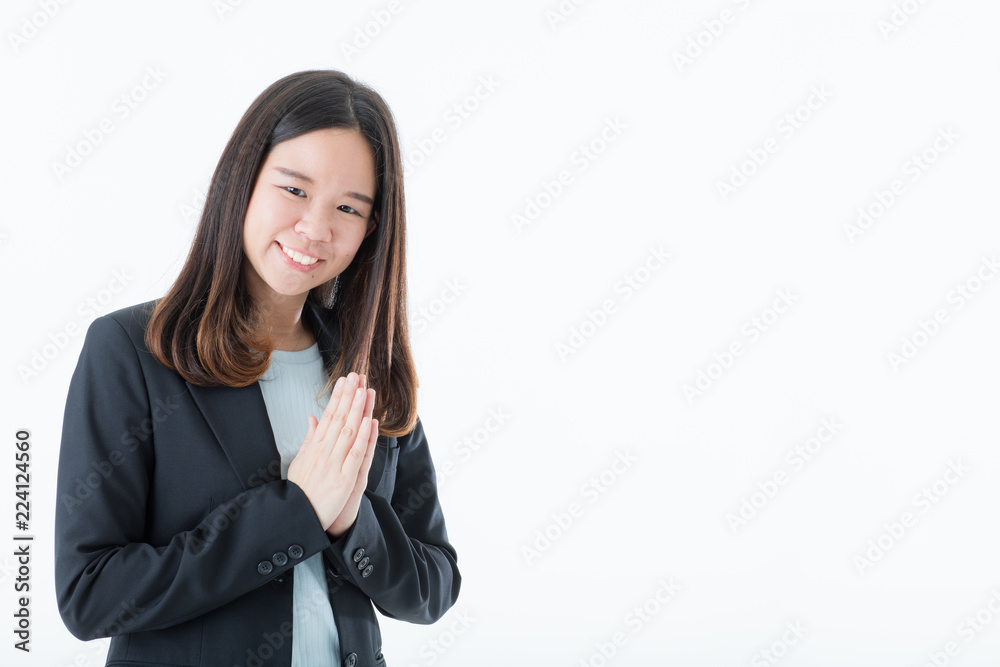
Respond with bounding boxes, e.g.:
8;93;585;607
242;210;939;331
55;69;461;667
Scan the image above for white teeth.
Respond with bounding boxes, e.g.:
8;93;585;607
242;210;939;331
280;243;318;266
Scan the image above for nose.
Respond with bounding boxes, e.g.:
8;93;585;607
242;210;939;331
293;207;334;243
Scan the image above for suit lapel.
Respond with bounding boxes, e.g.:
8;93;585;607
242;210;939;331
186;380;279;491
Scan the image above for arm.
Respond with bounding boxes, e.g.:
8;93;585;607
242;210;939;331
322;417;461;624
54;314;332;640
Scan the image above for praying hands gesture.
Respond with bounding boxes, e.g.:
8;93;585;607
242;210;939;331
287;371;379;539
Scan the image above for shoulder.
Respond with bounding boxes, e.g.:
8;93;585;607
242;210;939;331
395;414;427;453
68;301;167;398
76;299;161;368
103;298;159;333
86;298;159;348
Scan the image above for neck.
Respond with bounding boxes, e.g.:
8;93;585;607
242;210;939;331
245;269;315;351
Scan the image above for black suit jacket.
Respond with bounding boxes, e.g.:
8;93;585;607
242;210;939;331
55;298;461;667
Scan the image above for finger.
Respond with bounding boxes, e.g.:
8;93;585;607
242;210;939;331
332;387;369;464
356;417;379;483
335;374;362;423
288;415;319;483
318;373;358;443
305;415;317;441
314;375;345;442
347;417;378;494
342;417;372;477
295;415;318;457
324;387;365;462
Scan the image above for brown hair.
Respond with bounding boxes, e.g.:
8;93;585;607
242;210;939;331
145;69;417;436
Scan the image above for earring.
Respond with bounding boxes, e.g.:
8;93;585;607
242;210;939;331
325;274;340;309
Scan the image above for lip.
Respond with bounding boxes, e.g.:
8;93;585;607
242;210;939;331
274;241;324;272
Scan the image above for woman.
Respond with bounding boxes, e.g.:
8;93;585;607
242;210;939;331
55;69;461;667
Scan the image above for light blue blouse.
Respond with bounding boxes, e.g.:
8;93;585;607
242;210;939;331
258;342;341;665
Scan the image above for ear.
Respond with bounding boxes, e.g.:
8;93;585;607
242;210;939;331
365;210;379;239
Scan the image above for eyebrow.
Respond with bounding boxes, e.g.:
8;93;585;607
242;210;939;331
272;166;374;205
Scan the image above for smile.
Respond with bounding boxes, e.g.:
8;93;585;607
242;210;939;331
277;241;321;266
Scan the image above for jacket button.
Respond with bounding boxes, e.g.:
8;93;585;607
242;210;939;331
257;561;273;575
353;548;365;563
361;564;373;578
357;556;369;569
288;544;304;559
272;552;288;567
344;652;357;667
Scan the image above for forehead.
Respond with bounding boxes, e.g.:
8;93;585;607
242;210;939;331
265;128;376;192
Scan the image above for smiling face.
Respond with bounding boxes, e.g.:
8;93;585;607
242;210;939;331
241;127;377;317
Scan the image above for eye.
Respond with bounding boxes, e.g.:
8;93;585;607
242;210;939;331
283;186;306;197
338;204;362;216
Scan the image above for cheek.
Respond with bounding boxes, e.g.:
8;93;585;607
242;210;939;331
330;224;366;251
351;223;372;247
246;196;295;236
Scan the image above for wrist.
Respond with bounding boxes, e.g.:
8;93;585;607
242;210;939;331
326;514;357;541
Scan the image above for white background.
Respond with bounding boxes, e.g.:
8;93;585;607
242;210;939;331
3;1;1000;665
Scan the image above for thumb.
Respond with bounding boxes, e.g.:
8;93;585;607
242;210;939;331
304;415;317;445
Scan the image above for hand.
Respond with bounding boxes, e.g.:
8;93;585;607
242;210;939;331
287;372;377;532
327;373;379;539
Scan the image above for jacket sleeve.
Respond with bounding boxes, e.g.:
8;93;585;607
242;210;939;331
322;417;461;624
54;314;333;641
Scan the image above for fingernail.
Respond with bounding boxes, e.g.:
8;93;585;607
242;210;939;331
334;376;345;391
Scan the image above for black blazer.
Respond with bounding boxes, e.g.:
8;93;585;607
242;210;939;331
55;298;461;667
